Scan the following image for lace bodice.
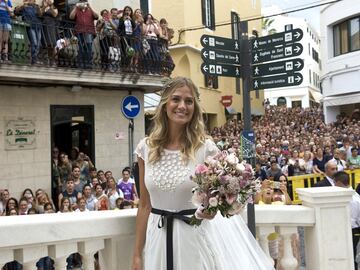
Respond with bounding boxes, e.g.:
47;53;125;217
135;138;218;211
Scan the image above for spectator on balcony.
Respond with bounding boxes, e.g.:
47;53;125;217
96;9;115;70
89;166;97;180
94;183;109;211
348;148;360;169
70;146;79;164
36;192;51;214
58;152;72;191
0;189;9;214
254;162;267;181
18;197;29;215
82;184;97;211
312;148;326;174
58;197;72;213
117;6;135;68
71;165;85;193
7;208;18;216
132;8;143;71
21;188;35;210
104;170;113;182
314;160;337;187
14;0;42;65
333;171;360;269
158;18;174;75
69;0;98;69
40;0;58;66
274;174;292;204
142;13;161;74
106;177;124;210
288;150;305;176
58;178;82;210
266;161;281;179
303;151;313;174
97;170;107;190
28;207;37;214
0;0;12;63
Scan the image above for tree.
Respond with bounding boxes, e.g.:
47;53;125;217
261;18;277;36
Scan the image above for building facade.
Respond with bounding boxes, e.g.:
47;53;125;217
320;0;360;123
150;0;265;129
263;16;322;108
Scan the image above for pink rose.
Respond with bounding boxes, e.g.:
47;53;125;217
225;193;237;205
191;191;206;206
195;164;208;176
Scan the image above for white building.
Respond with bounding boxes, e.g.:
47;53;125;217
262;16;322;108
320;0;360;123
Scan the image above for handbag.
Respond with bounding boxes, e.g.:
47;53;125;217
123;37;135;57
142;38;150;55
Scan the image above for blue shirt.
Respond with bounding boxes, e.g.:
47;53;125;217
0;0;12;25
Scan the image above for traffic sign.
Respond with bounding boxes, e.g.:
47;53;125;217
201;34;240;52
121;95;141;119
252;58;304;77
201;48;240;65
251;28;303;51
252;43;303;64
201;63;241;77
252;73;303;90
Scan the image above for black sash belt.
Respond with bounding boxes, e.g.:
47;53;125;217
151;208;196;270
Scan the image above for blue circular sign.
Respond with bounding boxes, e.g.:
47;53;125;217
121;95;141;119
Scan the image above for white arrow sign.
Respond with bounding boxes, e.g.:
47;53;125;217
202;37;208;45
202;51;208;58
294;45;301;53
125;102;139;112
202;65;209;73
295;75;302;82
294;31;301;39
295;61;302;69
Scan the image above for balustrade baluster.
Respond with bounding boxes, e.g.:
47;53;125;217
49;243;78;270
257;226;275;266
14;246;47;270
78;239;105;270
278;226;298;270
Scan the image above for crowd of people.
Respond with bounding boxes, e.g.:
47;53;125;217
0;0;175;74
0;146;138;216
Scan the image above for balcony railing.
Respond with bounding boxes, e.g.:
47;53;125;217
0;188;355;270
3;20;174;77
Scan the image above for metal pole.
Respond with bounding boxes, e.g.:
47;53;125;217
239;20;256;237
128;119;134;166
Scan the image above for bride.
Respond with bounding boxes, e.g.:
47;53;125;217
132;77;274;270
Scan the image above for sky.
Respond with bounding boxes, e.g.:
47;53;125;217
261;0;322;33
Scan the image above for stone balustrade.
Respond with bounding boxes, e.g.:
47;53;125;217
0;187;355;270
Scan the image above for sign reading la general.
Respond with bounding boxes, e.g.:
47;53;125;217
4;118;36;150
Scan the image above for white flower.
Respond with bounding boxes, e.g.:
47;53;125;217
236;163;245;172
225;153;239;165
209;197;218;207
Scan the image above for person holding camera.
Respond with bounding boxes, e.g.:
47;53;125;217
69;0;98;69
14;0;42;65
142;13;161;74
117;6;136;68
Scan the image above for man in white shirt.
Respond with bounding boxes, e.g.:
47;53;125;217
334;171;360;269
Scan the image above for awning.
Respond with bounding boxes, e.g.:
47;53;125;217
144;93;161;111
225;107;237;114
323;92;360;107
309;89;323;103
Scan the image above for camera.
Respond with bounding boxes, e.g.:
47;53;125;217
272;181;281;190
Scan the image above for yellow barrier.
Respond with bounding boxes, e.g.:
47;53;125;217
288;169;360;204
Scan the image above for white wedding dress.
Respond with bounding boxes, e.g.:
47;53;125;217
135;138;274;270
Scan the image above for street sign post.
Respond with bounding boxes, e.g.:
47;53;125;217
252;43;303;64
251;28;303;51
201;34;240;52
253;73;303;90
252;58;304;77
201;63;241;77
121;95;141;119
201;48;240;65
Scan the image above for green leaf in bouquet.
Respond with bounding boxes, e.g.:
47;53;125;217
189;215;203;226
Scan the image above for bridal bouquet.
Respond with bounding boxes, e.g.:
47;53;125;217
190;150;261;226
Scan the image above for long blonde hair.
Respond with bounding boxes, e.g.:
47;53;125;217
148;77;207;164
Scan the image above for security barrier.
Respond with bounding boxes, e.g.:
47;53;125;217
287;169;360;204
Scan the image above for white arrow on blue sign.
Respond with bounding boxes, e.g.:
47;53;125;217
121;95;141;119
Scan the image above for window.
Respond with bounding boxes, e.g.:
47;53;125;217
309;69;311;84
333;16;360;56
202;0;215;30
205;75;218;89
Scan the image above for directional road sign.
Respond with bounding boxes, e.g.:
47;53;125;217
201;34;240;52
121;95;141;119
251;28;303;51
201;48;240;65
252;58;304;77
201;63;241;77
252;43;303;64
253;73;303;90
